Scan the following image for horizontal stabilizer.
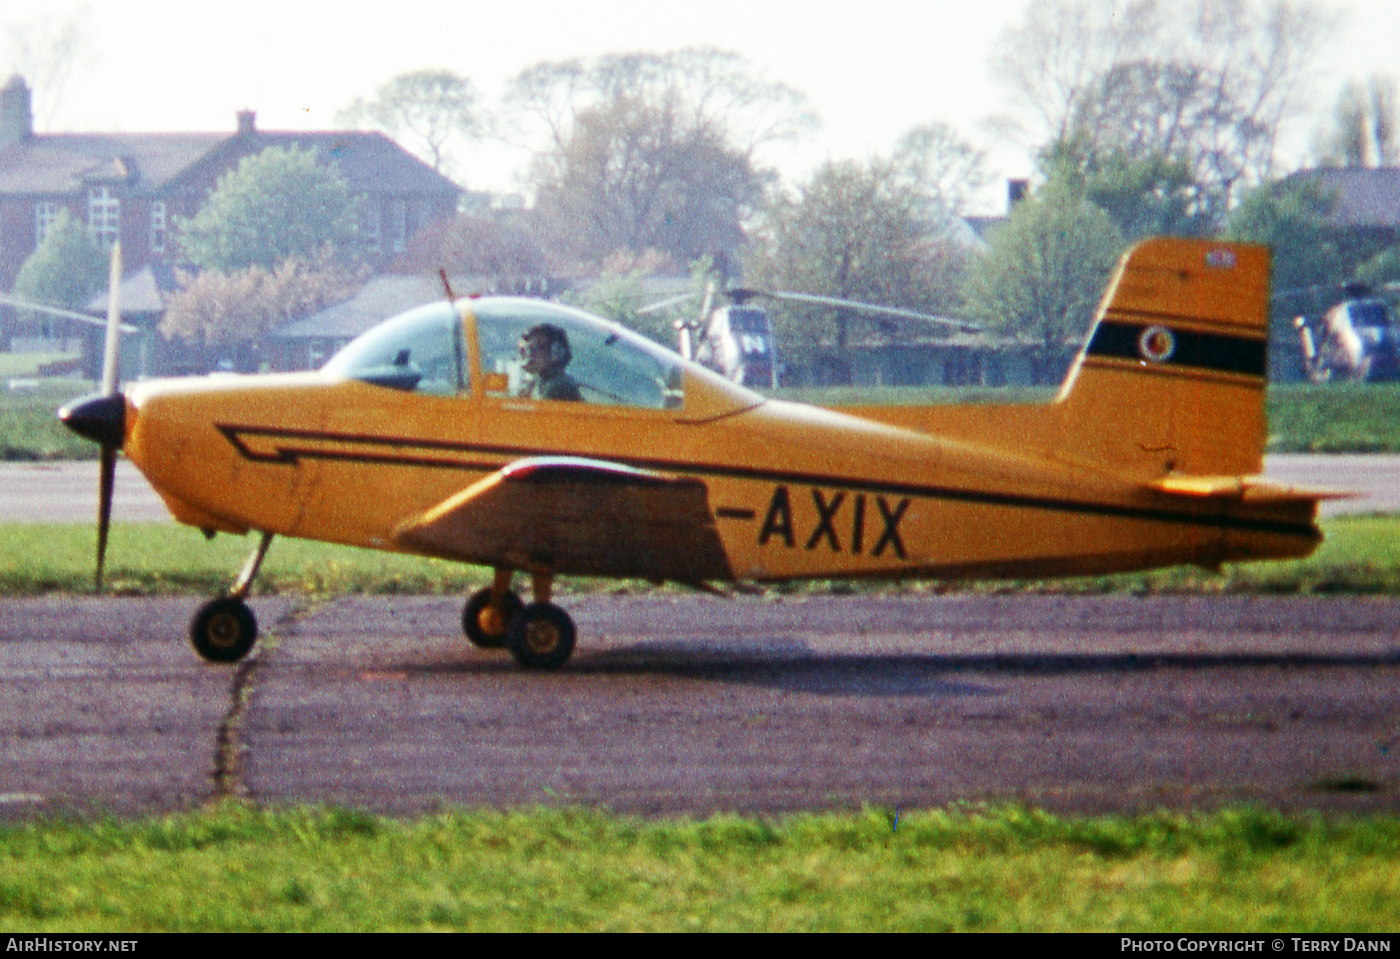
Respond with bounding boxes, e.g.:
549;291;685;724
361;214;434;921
1146;475;1357;506
395;456;732;583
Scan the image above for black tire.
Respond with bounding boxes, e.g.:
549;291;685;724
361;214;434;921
507;603;576;670
462;588;524;649
190;597;257;663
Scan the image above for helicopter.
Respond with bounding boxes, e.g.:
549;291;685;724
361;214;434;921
639;283;977;388
1293;282;1400;383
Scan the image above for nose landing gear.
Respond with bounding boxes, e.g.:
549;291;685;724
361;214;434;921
189;531;272;664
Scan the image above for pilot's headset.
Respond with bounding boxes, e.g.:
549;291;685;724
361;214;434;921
521;323;572;370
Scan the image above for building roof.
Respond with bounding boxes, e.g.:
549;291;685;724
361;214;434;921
1287;167;1400;230
86;263;181;315
0;79;460;200
271;275;452;340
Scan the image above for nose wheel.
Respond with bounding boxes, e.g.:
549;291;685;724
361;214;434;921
190;597;258;663
188;531;272;664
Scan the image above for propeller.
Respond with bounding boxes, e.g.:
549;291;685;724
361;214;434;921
56;242;125;589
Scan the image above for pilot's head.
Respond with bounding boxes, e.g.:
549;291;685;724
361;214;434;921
520;323;572;376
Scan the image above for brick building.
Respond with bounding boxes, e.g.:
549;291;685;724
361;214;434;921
0;74;460;362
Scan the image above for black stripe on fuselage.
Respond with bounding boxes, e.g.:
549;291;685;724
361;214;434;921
1087;319;1267;378
215;424;1319;540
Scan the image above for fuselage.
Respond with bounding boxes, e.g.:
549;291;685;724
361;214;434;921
119;295;1320;586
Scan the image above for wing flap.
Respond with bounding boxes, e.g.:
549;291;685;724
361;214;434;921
395;456;732;583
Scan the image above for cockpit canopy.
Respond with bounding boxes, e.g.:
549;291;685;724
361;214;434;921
321;297;690;410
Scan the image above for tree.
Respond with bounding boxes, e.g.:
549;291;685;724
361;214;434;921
176;146;364;272
1222;177;1341;297
1042;139;1214;240
1315;75;1399;168
391;212;549;280
963;182;1125;384
504;47;814;268
529;95;768;267
992;0;1335;214
160;249;364;349
11;208;108;321
746;158;971;364
891;122;992;221
337;69;481;176
5;7;93;129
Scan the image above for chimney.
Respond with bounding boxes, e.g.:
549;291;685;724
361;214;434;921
236;110;257;135
1008;178;1029;210
0;75;33;146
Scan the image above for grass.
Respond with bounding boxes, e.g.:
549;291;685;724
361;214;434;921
0;523;493;596
1;804;1396;931
0;379;96;461
1;514;1398;597
1265;382;1400;452
0;350;71;379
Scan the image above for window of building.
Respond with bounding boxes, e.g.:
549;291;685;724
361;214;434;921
34;201;59;248
362;199;381;252
390;199;407;252
88;187;120;248
150;201;167;253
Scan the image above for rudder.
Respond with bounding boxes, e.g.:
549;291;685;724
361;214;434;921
1057;238;1271;480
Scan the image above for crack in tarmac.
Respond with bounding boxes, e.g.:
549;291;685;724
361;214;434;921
210;598;326;803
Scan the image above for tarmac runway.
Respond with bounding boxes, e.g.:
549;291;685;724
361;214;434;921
1;453;1395;523
3;593;1398;819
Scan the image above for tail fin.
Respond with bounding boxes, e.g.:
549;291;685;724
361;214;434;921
1058;237;1271;479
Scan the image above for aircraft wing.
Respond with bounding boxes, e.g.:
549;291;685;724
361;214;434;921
394;456;733;584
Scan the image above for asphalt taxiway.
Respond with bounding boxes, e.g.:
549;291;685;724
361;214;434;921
3;594;1397;818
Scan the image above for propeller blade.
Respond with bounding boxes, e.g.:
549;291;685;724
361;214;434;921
100;241;122;396
95;443;116;589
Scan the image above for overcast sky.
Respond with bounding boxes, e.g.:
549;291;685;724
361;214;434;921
5;0;1396;211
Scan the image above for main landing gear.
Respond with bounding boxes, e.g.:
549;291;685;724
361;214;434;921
189;531;272;664
188;542;576;671
462;568;576;671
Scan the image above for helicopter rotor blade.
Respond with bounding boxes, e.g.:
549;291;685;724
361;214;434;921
638;291;701;315
756;290;981;331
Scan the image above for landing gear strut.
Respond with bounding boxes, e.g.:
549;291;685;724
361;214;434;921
467;569;576;670
189;531;272;664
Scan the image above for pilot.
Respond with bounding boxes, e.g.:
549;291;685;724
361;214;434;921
518;323;583;401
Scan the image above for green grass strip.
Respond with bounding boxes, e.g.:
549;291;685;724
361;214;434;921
1;515;1399;597
1;804;1397;931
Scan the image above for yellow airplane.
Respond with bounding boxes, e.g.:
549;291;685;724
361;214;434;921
59;237;1340;670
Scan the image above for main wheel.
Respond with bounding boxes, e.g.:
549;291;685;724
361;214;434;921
507;603;576;670
462;588;524;649
190;597;258;663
